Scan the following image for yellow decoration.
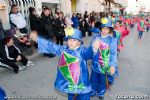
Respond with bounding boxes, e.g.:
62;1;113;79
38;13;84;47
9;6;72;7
112;18;115;21
101;18;108;24
65;27;74;36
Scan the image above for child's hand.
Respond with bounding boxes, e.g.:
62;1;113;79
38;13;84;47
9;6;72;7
16;55;22;61
93;40;100;52
30;31;38;42
110;66;115;75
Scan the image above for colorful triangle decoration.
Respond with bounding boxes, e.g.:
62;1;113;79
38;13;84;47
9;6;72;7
58;51;80;85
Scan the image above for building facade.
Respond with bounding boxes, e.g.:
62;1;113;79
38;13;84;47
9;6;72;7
0;0;126;29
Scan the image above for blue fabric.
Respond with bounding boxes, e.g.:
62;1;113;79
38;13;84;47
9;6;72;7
37;37;93;94
146;26;149;32
138;31;143;39
90;34;118;97
114;17;119;23
113;31;121;45
91;34;118;75
90;71;106;97
101;20;113;28
64;29;83;44
68;93;90;100
90;70;115;97
71;17;79;28
90;28;100;34
0;87;7;100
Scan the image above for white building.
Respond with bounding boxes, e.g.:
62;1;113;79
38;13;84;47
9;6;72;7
0;0;125;29
0;0;72;29
71;0;104;14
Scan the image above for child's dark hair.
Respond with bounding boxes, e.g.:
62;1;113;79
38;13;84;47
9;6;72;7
11;4;17;10
94;22;101;28
115;20;122;24
100;26;113;34
109;28;114;35
3;29;15;44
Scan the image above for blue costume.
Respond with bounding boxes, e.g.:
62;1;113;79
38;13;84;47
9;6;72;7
90;27;100;36
37;29;93;100
71;17;79;28
90;18;118;97
0;87;7;100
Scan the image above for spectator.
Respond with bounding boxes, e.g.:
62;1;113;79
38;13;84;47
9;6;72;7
79;19;89;37
29;7;41;33
0;29;33;73
54;8;59;19
84;11;89;20
90;21;101;36
41;6;48;18
55;12;65;45
0;18;4;41
41;8;54;39
89;12;96;26
40;8;55;58
76;13;81;20
9;5;27;34
71;13;79;29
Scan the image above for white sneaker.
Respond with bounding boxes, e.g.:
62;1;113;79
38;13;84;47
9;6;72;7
26;61;34;67
19;66;27;71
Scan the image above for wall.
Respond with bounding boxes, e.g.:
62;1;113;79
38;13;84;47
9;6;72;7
71;0;76;13
70;0;105;15
0;1;10;29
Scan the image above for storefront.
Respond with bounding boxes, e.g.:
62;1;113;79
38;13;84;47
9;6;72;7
41;0;60;15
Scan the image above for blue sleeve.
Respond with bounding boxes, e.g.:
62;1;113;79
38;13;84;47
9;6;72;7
82;46;93;60
109;38;118;68
90;28;94;33
37;37;64;56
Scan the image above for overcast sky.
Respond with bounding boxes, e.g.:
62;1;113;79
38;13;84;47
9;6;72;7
126;0;150;13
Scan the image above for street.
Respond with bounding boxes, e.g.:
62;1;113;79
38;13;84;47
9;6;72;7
0;25;150;100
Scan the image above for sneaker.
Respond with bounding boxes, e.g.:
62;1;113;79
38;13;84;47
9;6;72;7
26;61;34;67
48;54;55;58
44;54;55;58
99;96;104;100
19;66;27;71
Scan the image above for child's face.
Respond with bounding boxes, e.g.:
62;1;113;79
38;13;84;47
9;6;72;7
68;38;81;50
101;27;110;35
115;22;120;27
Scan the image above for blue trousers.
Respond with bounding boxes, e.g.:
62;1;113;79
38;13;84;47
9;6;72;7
138;31;143;39
0;87;7;100
90;70;114;97
68;93;90;100
146;26;149;32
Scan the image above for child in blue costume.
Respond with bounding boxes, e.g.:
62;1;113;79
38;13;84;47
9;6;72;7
0;87;7;100
90;22;101;36
30;28;93;100
90;18;118;100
